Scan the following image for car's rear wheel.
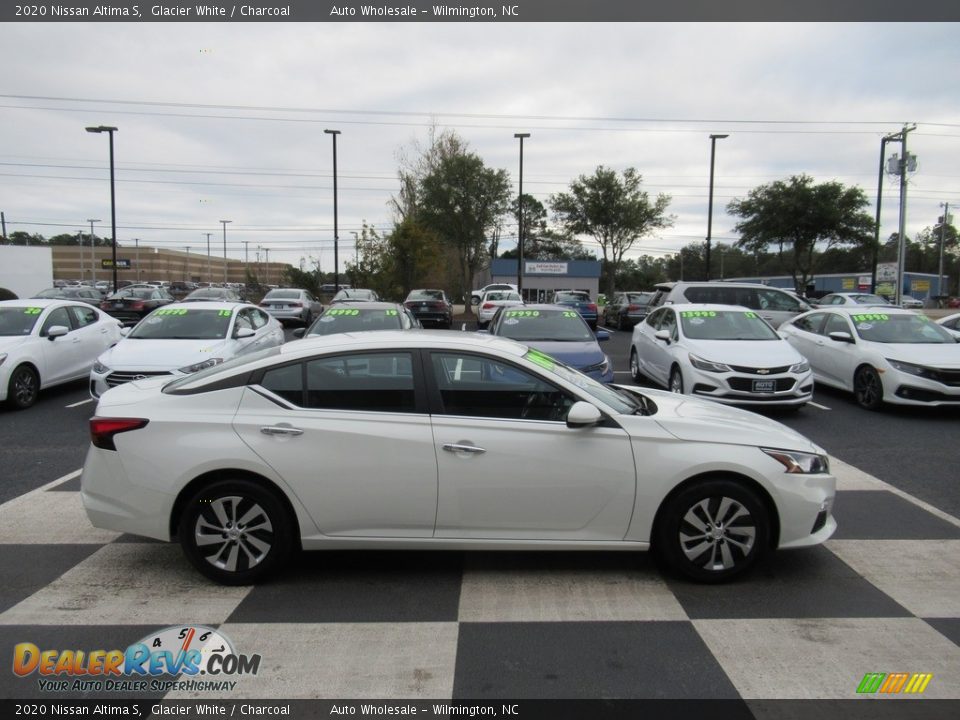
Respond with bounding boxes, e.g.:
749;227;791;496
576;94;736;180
617;313;627;331
7;365;39;410
179;479;293;585
854;365;884;411
654;479;770;583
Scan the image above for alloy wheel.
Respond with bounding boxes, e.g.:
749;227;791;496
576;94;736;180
194;495;275;574
679;497;757;572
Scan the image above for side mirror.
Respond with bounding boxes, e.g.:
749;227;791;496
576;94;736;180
471;296;480;306
566;400;602;428
47;325;69;340
235;327;255;339
292;328;305;338
655;330;671;343
595;329;610;342
119;326;131;337
828;331;854;344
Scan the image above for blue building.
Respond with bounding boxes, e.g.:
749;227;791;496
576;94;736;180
483;258;602;302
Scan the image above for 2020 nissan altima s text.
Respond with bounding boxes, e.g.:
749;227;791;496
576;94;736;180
81;331;836;585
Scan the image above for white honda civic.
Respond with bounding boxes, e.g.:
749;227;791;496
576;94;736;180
89;301;284;398
82;331;836;586
779;306;960;409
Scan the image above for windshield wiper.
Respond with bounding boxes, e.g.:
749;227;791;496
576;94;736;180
611;384;648;415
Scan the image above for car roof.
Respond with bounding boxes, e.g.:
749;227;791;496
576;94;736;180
1;298;72;308
815;306;915;316
327;301;404;310
164;301;250;311
282;329;528;359
660;303;753;313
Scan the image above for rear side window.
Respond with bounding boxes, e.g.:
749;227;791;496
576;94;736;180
260;363;304;405
792;313;828;334
68;305;98;328
305;352;416;413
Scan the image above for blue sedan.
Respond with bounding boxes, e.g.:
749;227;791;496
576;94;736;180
486;304;614;383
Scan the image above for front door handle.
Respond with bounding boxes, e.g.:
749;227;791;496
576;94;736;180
260;426;304;437
442;443;486;455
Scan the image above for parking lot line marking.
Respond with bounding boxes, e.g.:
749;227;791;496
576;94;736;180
66;398;94;408
808;401;831;410
0;469;82;510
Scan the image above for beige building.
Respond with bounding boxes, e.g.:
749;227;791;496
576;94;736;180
52;245;290;286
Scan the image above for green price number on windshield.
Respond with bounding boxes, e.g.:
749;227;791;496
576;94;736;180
156;309;189;316
328;309;360;316
23;307;43;315
852;313;889;322
385;310;398;316
561;311;578;318
505;310;540;318
681;310;717;318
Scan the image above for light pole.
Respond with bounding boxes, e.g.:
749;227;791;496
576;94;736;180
85;126;118;291
886;125;916;305
514;133;530;299
134;238;140;281
706;133;728;281
324;129;341;291
204;232;213;283
939;202;953;301
219;220;231;285
871;136;891;293
86;218;100;284
184;246;191;281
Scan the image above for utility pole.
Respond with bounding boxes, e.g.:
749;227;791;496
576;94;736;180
135;238;141;281
205;232;213;283
87;219;100;284
77;229;84;281
264;248;270;286
706;134;729;280
871;136;890;293
1;211;7;241
886;124;916;305
219;220;231;285
185;246;191;281
939;202;952;302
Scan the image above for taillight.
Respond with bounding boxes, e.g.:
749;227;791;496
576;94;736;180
627;304;640;311
130;301;144;310
587;303;597;312
290;302;303;307
90;417;149;451
482;302;495;309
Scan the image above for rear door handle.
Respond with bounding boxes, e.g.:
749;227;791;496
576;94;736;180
260;426;304;436
442;443;486;455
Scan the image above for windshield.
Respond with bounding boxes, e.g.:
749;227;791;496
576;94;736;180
851;313;955;344
0;307;43;336
128;308;233;340
187;289;227;299
555;292;590;303
308;308;403;335
407;290;444;301
496;309;594;342
265;290;301;300
333;289;375;301
34;288;63;298
851;294;890;305
523;348;642;415
679;310;779;341
626;293;653;304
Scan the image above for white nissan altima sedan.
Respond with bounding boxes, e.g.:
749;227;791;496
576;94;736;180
89;301;284;398
779;307;960;409
81;331;836;585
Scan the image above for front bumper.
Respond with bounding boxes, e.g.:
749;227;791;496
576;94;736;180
884;368;960;406
687;366;813;406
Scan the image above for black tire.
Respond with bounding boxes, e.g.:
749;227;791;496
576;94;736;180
179;479;293;585
7;364;39;410
654;479;770;583
617;313;626;331
629;348;642;382
669;366;684;394
303;311;313;327
854;365;884;411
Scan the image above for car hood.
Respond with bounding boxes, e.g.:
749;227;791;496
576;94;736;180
0;336;30;354
525;340;605;369
877;342;960;368
683;338;803;366
98;338;232;370
623;385;823;453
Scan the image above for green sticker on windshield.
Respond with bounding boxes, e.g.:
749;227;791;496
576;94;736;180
681;310;717;318
852;313;889;322
525;348;555;370
743;312;758;319
23;307;42;315
505;310;540;318
156;309;188;316
218;310;232;317
385;310;398;316
561;311;578;318
328;308;360;316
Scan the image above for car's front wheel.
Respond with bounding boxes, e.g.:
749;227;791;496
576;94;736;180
7;364;39;410
654;479;770;583
179;479;293;585
854;365;884;411
669;366;684;394
629;348;643;382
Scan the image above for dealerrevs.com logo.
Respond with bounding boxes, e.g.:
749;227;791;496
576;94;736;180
856;672;933;694
13;625;261;693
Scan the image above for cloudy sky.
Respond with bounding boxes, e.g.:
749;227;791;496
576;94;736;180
1;21;958;273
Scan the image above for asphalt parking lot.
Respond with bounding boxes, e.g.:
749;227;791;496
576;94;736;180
1;321;958;708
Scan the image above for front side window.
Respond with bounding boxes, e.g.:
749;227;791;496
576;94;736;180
823;313;852;336
757;288;801;312
40;307;72;336
791;313;827;335
430;352;573;421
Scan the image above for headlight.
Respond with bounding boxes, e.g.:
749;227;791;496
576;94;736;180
789;360;810;373
762;448;830;474
582;356;610;374
178;357;224;374
689;354;732;373
92;360;110;374
886;359;938;380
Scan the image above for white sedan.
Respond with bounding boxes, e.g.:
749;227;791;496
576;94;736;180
0;299;122;409
629;304;813;407
476;290;524;328
89;302;284;398
780;307;960;409
82;331;836;585
937;313;960;339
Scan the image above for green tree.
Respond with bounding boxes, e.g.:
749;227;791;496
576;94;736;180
550;166;673;297
502;194;593;261
386;218;445;299
727;174;875;291
419;152;512;311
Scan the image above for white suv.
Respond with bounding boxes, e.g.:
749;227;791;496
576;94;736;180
649;282;811;328
471;283;518;305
